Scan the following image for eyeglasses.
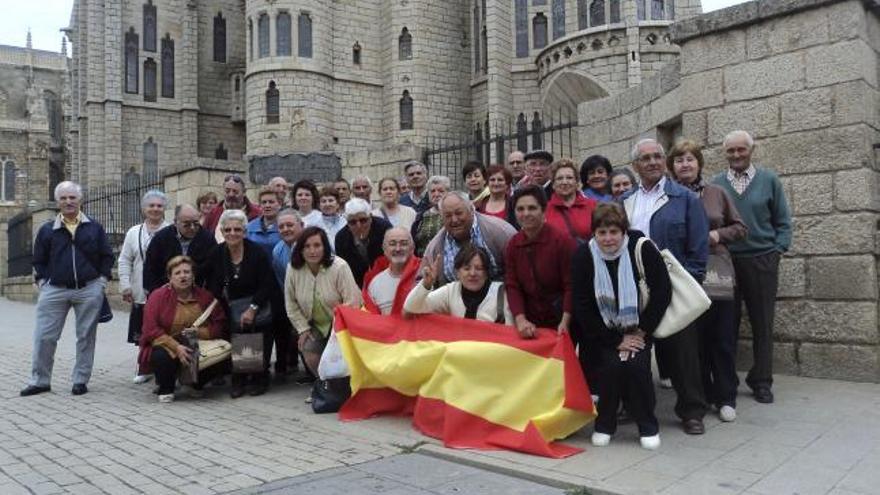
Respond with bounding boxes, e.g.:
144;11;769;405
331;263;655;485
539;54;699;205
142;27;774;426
179;220;200;228
222;227;244;233
347;217;370;226
386;240;411;248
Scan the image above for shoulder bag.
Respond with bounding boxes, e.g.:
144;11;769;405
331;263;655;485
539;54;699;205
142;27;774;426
634;238;711;339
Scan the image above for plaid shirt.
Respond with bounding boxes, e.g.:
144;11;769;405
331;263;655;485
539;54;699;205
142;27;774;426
727;164;756;195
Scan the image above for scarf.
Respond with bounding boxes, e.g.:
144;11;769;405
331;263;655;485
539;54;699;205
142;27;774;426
682;176;706;196
442;217;498;282
460;282;490;320
589;235;639;331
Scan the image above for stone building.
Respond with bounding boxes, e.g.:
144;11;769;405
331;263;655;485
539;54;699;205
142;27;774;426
66;0;701;187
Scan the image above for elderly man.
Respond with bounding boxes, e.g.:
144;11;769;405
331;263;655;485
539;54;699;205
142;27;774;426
421;191;516;287
203;174;262;238
270;208;304;380
271;209;304;288
246;186;283;256
399;161;431;214
268;176;290;206
335;198;392;287
334;177;352;207
712;130;791;404
21;181;114;397
362;228;421;315
622;138;710;435
351;175;374;202
517;150;554;198
507;150;527;186
143;204;216;293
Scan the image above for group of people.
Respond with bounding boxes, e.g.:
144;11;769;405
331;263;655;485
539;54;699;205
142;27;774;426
20;129;790;452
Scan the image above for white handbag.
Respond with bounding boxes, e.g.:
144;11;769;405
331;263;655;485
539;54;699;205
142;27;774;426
634;238;711;339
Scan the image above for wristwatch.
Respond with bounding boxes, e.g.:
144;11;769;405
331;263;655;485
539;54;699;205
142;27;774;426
249;303;259;311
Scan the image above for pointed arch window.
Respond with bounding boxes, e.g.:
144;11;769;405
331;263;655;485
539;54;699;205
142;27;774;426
515;0;528;57
144;0;157;52
125;28;139;94
651;0;665;19
578;0;588;29
298;13;313;58
143;138;158;180
144;58;157;102
258;14;270;58
248;19;254;60
552;0;566;40
636;0;646;20
352;42;362;65
531;112;543;149
533;14;548;50
473;5;480;73
44;91;62;144
481;26;488;73
277;12;292;56
213;13;227;62
215;143;228;160
161;35;174;98
610;0;621;22
2;160;15;201
590;0;605;26
516;113;528;151
399;27;412;61
399;90;413;130
266;81;280;124
0;89;7;118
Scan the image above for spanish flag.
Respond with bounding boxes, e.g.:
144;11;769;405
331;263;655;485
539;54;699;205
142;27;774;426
334;306;595;458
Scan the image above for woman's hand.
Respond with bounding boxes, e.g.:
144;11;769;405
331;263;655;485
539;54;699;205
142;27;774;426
515;315;537;339
557;312;571;335
617;333;645;353
297;331;313;351
176;345;193;365
240;307;255;328
121;288;133;304
421;255;441;289
709;230;720;246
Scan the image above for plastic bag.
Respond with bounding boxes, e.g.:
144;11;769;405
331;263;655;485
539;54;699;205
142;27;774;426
317;329;349;380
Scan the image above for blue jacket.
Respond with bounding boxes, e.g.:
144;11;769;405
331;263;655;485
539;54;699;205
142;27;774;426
622;178;709;282
246;217;281;258
33;214;114;288
272;240;294;288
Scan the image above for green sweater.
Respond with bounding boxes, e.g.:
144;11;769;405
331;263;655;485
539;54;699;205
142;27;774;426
711;167;792;257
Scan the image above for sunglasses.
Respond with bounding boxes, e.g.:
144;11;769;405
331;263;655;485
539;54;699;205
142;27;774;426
223;174;244;184
222;227;244;233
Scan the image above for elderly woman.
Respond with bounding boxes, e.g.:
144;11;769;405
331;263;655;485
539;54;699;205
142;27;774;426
196;191;218;226
404;245;513;324
475;165;516;226
580;155;614;202
285;226;362;376
118;190;172;384
571;203;671;449
411;175;450;257
669;140;748;423
139;256;228;403
293;179;322;226
202;209;275;398
337;198;392;287
307;186;347;251
372;177;417;231
546;159;597;243
463;161;490;203
504;185;576;339
610;168;637;200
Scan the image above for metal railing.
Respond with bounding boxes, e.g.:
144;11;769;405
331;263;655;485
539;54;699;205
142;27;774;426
81;173;164;250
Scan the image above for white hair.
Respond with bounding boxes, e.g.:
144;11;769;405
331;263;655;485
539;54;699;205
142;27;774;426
351;175;373;189
438;190;473;211
723;130;755;149
403;160;427;173
141;189;168;208
631;138;666;162
344;197;372;219
219;208;247;229
427;175;451;190
54;181;83;201
277;208;303;224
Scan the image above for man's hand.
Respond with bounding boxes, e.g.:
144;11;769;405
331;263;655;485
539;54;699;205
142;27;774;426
121;288;133;304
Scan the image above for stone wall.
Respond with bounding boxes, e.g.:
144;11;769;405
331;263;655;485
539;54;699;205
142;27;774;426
578;0;880;382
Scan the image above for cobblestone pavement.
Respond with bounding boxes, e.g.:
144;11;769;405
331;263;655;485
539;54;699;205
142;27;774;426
3;296;880;495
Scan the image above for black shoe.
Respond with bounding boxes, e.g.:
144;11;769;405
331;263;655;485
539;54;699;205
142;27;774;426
20;385;51;397
273;373;288;385
682;418;705;435
230;386;246;399
71;384;88;396
295;373;317;385
754;386;774;404
250;384;268;396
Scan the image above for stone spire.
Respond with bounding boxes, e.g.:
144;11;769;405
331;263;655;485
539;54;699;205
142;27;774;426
26;29;32;49
61;36;68;56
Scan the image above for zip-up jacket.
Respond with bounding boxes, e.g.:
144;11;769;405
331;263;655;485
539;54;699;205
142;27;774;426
33;214;114;288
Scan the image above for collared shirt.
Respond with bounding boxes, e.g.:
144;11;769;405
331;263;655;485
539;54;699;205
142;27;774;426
59;211;84;237
177;231;192;256
727;164;756;195
630;176;667;238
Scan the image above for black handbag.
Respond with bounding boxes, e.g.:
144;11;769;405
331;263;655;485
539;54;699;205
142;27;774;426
311;377;351;414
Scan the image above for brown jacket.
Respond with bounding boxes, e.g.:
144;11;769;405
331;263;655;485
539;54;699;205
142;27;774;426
700;183;748;256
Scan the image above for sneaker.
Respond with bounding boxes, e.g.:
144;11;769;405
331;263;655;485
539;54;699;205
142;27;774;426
719;405;737;422
304;396;313;404
591;432;611;447
658;378;673;389
591;394;600;405
132;374;153;384
158;394;174;403
640;434;661;450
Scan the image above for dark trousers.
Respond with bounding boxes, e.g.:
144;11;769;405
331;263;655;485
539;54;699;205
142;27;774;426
592;342;658;437
655;337;674;380
265;317;293;374
655;323;707;421
150;346;229;395
697;299;739;408
733;251;780;390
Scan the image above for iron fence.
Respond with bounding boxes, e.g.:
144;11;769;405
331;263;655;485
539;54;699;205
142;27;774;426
423;111;578;188
81;172;164;249
7;212;33;278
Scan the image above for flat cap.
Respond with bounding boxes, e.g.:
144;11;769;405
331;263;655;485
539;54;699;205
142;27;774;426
523;149;554;163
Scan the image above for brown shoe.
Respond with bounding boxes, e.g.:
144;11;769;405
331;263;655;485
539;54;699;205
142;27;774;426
683;418;705;435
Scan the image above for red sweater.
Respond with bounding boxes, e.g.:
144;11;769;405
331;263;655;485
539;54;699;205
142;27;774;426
138;285;227;372
544;193;596;242
202;199;262;234
504;223;575;328
362;255;421;316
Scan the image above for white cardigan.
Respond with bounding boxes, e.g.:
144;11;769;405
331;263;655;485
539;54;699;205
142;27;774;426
117;220;171;304
403;281;514;325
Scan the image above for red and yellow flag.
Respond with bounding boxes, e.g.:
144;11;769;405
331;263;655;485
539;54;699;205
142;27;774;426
334;306;595;458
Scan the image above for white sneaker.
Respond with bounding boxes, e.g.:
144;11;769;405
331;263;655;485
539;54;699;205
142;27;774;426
133;374;153;384
591;432;611;447
640;434;661;450
658;378;673;389
719;405;737;422
158;394;174;403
